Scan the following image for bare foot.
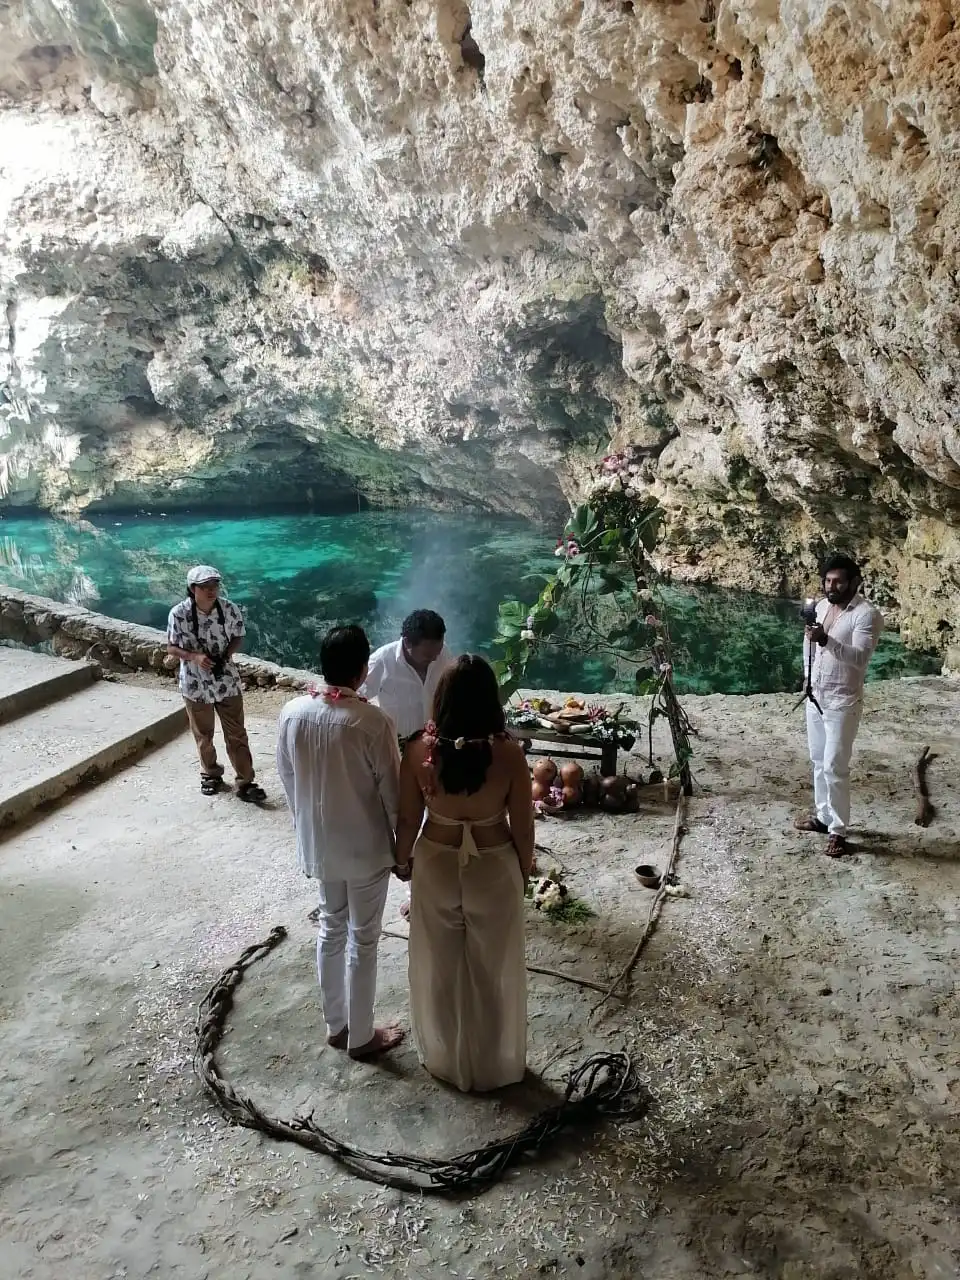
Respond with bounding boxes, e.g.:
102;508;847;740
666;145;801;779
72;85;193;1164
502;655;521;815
326;1027;348;1050
349;1024;405;1060
399;900;411;920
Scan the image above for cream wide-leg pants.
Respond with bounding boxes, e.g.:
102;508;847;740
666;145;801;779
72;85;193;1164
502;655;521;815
315;868;391;1050
805;700;863;836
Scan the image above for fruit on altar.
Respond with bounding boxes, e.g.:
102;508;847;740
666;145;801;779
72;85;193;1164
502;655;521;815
580;773;602;807
559;761;584;787
531;758;558;786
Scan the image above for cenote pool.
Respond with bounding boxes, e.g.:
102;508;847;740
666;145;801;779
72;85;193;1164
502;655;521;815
0;510;940;695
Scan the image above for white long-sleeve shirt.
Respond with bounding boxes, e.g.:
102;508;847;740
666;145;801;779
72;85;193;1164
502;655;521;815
276;688;401;882
360;640;455;739
803;594;884;709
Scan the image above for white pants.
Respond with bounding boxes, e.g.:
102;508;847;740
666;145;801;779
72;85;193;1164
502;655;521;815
806;701;863;836
316;868;390;1050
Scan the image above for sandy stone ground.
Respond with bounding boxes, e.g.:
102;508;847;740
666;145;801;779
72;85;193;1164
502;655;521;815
1;675;958;1280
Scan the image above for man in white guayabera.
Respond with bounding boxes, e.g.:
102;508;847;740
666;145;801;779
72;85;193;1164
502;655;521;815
362;609;454;918
795;553;884;857
276;625;406;1059
166;565;266;804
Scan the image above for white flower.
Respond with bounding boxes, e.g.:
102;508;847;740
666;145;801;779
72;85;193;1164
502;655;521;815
520;629;535;641
532;876;568;912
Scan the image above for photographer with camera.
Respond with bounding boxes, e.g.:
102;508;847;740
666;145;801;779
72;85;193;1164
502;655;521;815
167;565;266;804
795;553;883;856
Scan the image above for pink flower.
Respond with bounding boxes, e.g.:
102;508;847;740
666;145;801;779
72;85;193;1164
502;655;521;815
645;614;659;627
601;451;627;474
566;538;581;558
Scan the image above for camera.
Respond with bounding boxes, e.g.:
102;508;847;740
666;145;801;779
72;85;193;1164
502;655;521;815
799;597;819;627
208;648;226;680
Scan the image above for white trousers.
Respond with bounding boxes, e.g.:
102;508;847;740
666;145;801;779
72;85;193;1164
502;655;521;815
316;868;390;1050
805;700;863;836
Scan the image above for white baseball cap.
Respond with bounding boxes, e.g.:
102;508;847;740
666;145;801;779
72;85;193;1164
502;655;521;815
187;565;222;587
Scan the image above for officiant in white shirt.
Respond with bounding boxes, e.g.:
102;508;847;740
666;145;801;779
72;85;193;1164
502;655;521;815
361;610;454;918
361;609;454;742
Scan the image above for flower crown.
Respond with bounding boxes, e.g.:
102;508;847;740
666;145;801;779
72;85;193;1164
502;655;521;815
421;720;503;768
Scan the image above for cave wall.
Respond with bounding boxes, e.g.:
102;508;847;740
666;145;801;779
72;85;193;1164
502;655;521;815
1;0;959;645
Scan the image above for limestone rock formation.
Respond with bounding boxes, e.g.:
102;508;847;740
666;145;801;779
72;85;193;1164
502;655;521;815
1;1;958;647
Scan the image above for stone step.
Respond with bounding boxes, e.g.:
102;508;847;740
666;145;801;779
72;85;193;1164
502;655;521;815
0;677;187;831
0;648;100;725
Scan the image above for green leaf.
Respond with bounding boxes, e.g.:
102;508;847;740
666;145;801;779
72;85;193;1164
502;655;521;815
637;507;664;552
567;504;599;541
498;600;525;621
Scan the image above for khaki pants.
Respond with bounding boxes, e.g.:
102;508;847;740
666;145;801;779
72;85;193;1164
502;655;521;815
184;695;255;785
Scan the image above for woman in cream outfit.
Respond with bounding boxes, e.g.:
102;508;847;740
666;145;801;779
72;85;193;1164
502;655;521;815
395;655;535;1092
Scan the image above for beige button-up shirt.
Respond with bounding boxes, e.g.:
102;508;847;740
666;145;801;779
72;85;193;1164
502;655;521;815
804;594;884;709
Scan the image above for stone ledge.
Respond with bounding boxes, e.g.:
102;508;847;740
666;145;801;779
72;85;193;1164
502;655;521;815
0;586;319;691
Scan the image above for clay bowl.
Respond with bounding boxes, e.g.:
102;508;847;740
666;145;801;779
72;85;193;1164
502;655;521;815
634;864;661;889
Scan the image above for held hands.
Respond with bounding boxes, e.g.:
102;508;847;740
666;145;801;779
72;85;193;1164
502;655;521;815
393;860;413;882
805;624;828;647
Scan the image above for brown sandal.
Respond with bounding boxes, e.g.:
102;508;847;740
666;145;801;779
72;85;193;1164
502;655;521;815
825;835;848;857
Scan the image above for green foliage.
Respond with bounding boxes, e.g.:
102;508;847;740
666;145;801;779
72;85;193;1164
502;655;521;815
540;896;596;925
492;465;692;779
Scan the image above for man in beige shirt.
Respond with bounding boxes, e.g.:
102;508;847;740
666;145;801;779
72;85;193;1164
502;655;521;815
277;626;405;1058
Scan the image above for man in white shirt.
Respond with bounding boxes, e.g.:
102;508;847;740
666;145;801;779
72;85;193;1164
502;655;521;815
166;565;266;803
795;553;884;857
276;626;406;1059
362;610;454;918
361;609;454;741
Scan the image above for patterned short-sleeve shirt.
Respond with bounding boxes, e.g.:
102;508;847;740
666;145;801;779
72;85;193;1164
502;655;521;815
167;595;245;704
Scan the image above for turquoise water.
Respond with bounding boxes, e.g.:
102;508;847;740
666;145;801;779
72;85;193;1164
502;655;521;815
0;511;939;694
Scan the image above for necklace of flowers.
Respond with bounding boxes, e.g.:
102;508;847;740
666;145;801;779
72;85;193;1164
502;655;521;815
307;684;367;702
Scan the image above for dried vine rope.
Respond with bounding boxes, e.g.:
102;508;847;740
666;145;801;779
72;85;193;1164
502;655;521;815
591;792;688;1019
913;745;937;827
195;925;650;1195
